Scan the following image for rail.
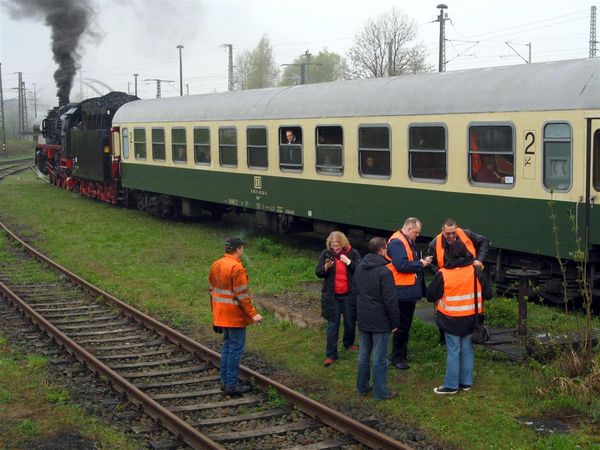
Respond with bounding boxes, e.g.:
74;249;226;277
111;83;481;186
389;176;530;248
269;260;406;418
0;221;412;450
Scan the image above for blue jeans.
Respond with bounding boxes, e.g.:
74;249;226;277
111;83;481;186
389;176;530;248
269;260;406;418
443;332;474;390
356;331;390;400
326;294;356;359
220;327;246;388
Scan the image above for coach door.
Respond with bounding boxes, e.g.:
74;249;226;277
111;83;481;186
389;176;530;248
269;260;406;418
586;118;600;254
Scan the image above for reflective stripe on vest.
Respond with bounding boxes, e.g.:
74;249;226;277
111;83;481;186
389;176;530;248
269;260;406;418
386;231;417;286
435;228;476;269
437;265;483;317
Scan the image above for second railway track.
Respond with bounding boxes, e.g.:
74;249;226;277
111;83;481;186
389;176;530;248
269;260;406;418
0;221;414;450
0;160;33;180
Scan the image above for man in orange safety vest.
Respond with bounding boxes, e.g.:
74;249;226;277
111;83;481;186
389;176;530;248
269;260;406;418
427;218;490;272
209;237;263;396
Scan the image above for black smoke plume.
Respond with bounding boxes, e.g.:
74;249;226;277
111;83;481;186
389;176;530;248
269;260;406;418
4;0;96;105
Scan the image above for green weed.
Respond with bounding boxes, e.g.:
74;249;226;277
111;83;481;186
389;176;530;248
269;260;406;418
17;419;39;437
25;355;48;370
253;237;283;256
266;386;287;408
0;389;11;404
46;389;70;404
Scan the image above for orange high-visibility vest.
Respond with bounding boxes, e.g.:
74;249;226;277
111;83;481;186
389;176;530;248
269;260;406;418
386;231;417;286
209;254;258;327
435;228;476;269
437;265;483;317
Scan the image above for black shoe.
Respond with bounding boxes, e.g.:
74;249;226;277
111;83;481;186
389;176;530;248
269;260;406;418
459;384;472;391
433;386;458;395
392;361;410;370
357;386;372;396
376;391;398;400
224;384;252;396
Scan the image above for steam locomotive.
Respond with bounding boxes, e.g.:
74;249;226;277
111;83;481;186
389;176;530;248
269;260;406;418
35;92;138;204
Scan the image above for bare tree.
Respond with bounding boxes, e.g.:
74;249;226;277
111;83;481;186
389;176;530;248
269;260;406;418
234;35;279;90
348;7;431;78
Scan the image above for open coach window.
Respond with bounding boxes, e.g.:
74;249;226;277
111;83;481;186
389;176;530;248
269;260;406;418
409;125;446;181
219;127;237;167
316;126;343;175
247;127;268;169
543;123;571;191
279;126;302;171
469;125;514;186
358;126;391;177
193;127;210;165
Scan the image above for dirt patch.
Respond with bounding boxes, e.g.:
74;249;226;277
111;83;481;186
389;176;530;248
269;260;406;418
254;287;325;328
22;431;97;450
517;416;572;435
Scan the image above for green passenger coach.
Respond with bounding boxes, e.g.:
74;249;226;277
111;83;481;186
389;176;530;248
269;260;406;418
111;58;600;303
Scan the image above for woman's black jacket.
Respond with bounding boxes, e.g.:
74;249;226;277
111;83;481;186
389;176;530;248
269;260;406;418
315;247;361;321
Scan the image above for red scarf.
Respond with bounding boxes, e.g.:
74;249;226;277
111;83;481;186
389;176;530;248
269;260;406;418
333;246;351;295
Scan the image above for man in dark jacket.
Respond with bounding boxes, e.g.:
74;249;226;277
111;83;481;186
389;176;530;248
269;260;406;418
427;218;490;272
354;237;401;400
427;218;490;345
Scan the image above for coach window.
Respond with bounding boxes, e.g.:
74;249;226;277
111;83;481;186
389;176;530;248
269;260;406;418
172;128;187;163
122;128;129;159
219;127;237;167
151;128;165;161
409;125;446;181
193;127;210;165
316;126;343;175
279;126;303;172
358;126;390;177
134;128;146;160
247;127;268;169
469;125;514;186
543;123;571;191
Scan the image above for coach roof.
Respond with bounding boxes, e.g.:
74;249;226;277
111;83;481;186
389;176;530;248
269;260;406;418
112;58;600;123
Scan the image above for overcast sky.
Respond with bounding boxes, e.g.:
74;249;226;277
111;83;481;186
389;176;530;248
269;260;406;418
0;0;595;112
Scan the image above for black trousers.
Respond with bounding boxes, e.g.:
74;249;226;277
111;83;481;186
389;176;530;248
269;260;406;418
391;300;417;363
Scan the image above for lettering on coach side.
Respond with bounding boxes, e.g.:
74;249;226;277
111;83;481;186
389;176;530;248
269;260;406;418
250;176;268;199
523;130;536;180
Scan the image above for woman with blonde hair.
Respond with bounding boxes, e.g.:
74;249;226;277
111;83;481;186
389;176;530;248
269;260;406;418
316;231;361;366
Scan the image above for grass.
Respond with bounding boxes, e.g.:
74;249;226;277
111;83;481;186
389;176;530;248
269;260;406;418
0;139;34;159
0;333;137;449
0;172;599;449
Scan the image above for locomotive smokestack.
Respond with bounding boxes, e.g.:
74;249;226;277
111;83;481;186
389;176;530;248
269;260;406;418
3;0;97;106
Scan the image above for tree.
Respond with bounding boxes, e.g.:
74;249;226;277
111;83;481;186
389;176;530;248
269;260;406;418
348;7;431;78
279;49;348;86
234;35;279;90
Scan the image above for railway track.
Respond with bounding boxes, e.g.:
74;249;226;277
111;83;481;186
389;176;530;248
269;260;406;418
0;222;413;450
0;160;32;180
0;157;33;166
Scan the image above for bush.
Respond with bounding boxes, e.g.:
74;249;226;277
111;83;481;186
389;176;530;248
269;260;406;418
253;237;283;257
485;297;518;327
